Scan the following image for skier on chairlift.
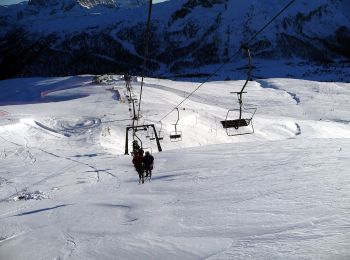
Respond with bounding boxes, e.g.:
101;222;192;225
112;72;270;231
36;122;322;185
132;149;144;184
132;140;141;155
143;151;154;179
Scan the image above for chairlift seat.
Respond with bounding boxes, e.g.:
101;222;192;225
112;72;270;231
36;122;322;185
150;136;163;141
170;134;182;139
170;131;182;142
221;119;251;129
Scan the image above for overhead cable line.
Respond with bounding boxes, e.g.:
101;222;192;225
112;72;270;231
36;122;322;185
137;0;153;122
157;0;296;123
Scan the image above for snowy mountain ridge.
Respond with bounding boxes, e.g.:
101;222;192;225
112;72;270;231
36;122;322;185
18;0;146;9
0;0;350;80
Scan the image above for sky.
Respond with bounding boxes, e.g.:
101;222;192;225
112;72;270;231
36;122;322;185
0;0;168;5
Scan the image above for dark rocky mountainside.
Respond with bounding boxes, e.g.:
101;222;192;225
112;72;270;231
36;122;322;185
0;0;349;80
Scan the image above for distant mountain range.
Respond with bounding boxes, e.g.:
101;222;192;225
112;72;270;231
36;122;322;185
1;0;349;80
26;0;146;9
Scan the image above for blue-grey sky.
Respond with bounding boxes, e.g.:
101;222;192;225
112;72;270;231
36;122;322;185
1;0;168;5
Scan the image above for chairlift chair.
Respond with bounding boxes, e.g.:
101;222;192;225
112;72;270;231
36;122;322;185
221;100;257;136
170;132;182;141
221;46;257;136
170;108;182;142
221;108;256;129
125;124;162;155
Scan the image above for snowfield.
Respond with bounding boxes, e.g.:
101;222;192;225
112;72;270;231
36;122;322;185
0;76;350;259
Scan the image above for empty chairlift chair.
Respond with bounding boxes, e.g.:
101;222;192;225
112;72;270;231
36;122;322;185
221;91;257;136
220;46;257;136
170;108;182;141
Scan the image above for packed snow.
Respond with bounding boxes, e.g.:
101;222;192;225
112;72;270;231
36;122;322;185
0;75;350;259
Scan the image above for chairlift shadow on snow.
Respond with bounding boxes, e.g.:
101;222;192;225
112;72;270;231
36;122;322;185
14;204;71;216
126;174;178;183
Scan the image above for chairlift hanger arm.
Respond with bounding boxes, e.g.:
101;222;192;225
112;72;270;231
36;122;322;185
173;107;180;126
159;121;163;132
240;46;252;95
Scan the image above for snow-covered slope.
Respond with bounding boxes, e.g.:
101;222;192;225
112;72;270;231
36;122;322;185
0;76;350;259
1;0;350;79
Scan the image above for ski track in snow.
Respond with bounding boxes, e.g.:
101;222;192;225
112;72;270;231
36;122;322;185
0;76;350;259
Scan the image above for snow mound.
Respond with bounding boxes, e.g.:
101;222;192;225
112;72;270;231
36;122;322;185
12;190;49;201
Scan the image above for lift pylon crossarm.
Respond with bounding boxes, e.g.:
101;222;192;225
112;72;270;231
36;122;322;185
230;91;247;94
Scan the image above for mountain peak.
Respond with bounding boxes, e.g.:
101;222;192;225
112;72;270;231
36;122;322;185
27;0;147;9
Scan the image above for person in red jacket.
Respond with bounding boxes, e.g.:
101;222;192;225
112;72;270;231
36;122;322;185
132;150;144;184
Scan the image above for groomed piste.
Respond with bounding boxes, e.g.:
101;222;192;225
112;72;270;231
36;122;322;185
0;75;350;259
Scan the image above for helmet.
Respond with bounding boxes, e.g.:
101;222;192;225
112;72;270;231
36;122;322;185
145;151;150;155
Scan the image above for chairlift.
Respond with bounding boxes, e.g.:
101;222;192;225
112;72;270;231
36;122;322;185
170;108;182;141
221;46;257;136
125;124;162;155
221;99;257;136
